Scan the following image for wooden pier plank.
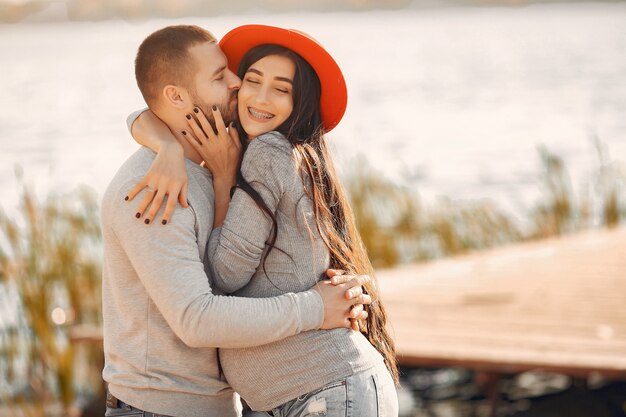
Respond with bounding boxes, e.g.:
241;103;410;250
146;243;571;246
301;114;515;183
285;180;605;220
378;227;626;378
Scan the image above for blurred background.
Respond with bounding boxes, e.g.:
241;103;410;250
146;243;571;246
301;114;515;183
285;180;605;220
0;0;625;416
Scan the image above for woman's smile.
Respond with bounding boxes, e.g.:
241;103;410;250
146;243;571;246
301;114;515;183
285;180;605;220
247;106;275;121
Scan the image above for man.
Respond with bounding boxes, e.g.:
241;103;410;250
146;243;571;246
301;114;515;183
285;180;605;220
101;25;370;417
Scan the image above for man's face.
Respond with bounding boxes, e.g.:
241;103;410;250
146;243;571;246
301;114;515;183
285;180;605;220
186;42;240;126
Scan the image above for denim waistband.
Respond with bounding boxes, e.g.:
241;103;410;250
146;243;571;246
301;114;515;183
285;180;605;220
106;391;175;417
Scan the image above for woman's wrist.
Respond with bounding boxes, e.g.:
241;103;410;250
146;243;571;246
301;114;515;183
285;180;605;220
158;138;184;155
133;110;180;153
213;176;236;192
212;177;235;228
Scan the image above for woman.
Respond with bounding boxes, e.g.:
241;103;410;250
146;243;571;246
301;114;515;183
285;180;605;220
127;25;399;417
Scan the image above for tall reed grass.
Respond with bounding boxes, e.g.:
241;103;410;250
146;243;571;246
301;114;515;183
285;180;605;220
347;143;624;267
0;179;102;417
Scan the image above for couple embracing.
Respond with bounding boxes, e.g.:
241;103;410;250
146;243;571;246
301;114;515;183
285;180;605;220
101;23;399;417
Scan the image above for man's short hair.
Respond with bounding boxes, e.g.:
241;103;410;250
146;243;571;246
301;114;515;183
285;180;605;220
135;25;216;108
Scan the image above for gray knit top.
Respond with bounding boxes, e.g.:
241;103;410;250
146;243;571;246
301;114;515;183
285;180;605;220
208;132;384;411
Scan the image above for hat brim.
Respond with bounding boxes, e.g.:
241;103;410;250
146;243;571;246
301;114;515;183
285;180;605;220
219;24;347;133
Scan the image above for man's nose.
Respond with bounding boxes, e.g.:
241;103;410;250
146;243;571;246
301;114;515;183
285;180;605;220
227;69;241;89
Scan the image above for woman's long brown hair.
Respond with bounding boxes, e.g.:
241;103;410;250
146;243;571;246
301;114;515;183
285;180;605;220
235;44;399;385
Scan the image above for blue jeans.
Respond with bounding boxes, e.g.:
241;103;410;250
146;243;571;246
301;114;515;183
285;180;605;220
244;364;398;417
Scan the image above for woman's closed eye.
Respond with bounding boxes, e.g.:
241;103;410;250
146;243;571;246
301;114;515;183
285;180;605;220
244;77;260;84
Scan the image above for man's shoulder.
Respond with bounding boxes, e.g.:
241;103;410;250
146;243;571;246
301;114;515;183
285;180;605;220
101;147;210;233
112;147;156;184
104;148;155;200
101;147;157;225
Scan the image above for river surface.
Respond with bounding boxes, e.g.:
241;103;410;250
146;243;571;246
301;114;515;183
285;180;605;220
0;3;625;220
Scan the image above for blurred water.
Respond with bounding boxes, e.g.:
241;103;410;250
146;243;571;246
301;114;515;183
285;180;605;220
0;4;625;219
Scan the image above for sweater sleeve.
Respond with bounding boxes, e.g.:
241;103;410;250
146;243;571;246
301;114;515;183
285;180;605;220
105;174;323;349
126;108;148;133
208;133;297;294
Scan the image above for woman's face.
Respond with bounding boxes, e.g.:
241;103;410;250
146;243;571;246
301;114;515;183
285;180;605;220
238;54;295;140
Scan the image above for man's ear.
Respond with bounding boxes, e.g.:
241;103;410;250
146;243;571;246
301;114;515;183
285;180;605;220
162;85;188;109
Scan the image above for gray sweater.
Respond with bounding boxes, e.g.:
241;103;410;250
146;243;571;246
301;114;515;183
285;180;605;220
101;145;324;417
209;132;384;411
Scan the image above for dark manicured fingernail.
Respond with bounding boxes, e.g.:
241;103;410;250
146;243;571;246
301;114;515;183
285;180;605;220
124;196;129;201
193;107;199;113
231;121;237;128
135;212;141;218
161;220;167;225
212;105;217;111
144;219;150;224
186;114;191;120
182;131;187;135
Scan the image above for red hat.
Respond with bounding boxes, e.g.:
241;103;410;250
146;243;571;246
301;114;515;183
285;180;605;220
219;24;347;133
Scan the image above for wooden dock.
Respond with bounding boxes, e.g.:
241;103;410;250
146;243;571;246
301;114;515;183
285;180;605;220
378;227;626;380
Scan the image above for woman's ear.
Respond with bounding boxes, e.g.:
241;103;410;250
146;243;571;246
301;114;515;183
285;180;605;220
162;85;188;109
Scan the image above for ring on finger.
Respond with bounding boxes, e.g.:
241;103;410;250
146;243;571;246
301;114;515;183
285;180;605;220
146;187;156;193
